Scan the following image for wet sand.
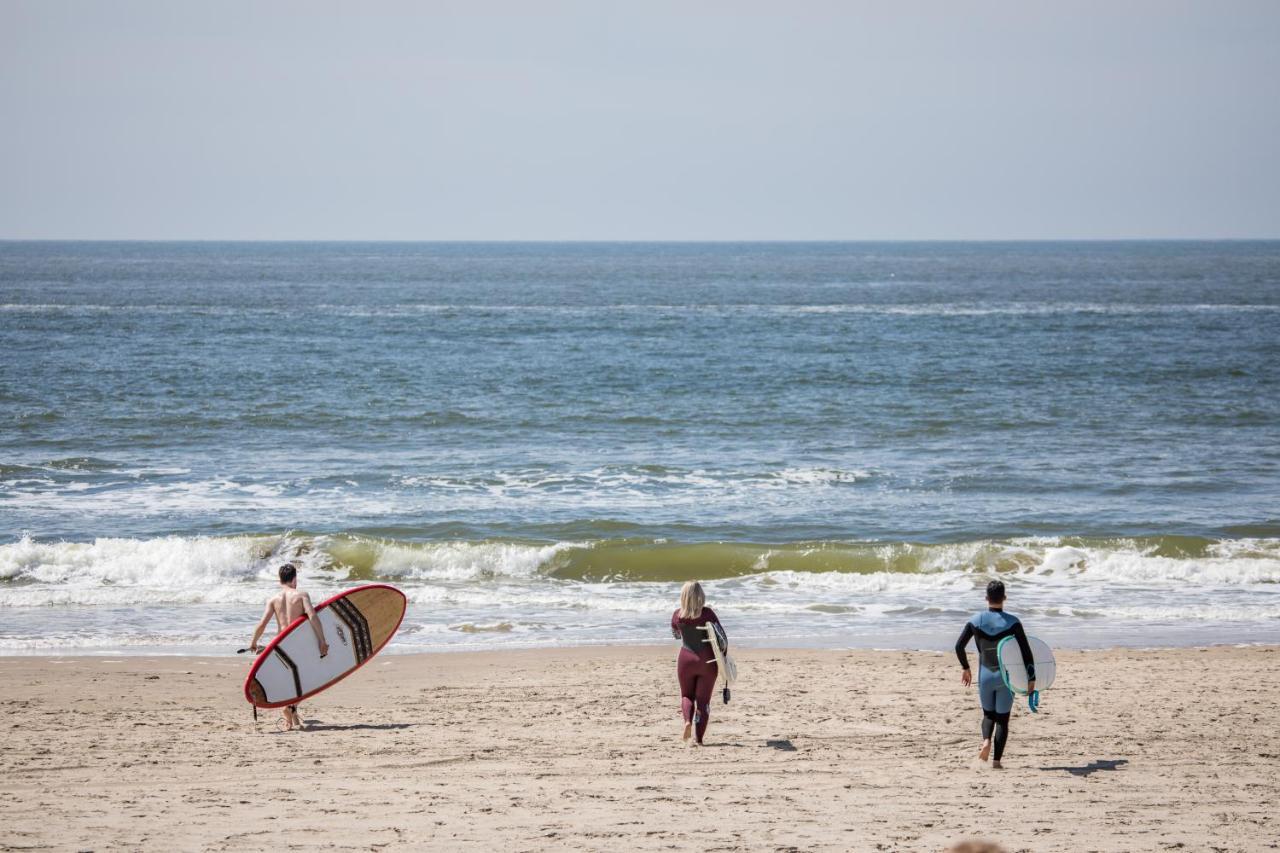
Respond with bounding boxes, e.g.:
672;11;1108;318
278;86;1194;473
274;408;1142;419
1;646;1276;852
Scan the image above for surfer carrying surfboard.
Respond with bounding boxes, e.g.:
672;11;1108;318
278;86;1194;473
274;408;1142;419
248;563;329;731
670;581;726;746
954;580;1035;769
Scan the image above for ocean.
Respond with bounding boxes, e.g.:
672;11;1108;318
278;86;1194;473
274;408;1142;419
2;241;1278;654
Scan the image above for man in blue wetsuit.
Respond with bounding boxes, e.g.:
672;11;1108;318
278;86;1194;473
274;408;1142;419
955;580;1035;769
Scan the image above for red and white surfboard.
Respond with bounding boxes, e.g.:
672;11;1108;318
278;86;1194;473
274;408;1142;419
244;584;407;709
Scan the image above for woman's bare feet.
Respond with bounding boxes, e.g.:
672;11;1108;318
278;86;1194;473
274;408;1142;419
682;721;692;742
978;739;992;762
991;760;1003;770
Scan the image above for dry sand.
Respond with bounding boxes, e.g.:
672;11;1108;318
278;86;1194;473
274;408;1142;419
1;646;1277;852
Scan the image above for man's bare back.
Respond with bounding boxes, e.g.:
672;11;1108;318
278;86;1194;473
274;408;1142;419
266;587;312;631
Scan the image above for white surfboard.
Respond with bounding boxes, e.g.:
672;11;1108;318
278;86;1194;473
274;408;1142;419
245;584;406;708
699;622;737;684
997;635;1055;694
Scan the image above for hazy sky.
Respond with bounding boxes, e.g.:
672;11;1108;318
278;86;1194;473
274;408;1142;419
2;1;1278;240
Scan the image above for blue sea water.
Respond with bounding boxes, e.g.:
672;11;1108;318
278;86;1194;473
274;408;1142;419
1;241;1278;653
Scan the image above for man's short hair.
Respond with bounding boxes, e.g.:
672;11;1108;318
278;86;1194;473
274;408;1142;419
985;579;1006;602
279;563;298;584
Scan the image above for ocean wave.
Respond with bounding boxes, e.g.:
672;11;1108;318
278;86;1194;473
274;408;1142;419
2;534;1278;609
448;621;516;633
0;533;339;591
2;533;1278;653
0;632;238;650
1046;603;1280;622
0;465;874;524
337;538;582;582
0;478;404;520
394;465;872;494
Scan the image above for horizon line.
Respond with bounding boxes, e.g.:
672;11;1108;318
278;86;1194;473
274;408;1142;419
2;237;1279;244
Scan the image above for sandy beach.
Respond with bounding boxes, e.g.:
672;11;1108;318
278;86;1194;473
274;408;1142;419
2;645;1276;852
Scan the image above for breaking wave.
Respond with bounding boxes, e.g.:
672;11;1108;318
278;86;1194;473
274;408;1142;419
2;533;1278;608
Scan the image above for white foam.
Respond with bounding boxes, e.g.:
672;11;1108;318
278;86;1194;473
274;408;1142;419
0;533;339;606
743;568;971;594
367;539;581;582
1040;546;1090;573
3;463;880;526
1207;538;1280;560
1074;550;1280;585
0;478;406;520
0;631;238;650
0;533;255;585
1063;603;1280;621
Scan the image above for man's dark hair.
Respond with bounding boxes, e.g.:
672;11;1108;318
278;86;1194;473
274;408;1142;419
986;579;1006;603
278;563;298;584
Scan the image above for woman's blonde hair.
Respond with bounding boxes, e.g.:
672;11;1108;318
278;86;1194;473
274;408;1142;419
679;580;706;620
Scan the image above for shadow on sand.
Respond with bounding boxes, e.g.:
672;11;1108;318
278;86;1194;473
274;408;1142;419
765;739;798;751
299;722;416;732
1040;758;1128;777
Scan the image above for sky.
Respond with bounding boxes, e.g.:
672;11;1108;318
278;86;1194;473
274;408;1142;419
1;1;1278;240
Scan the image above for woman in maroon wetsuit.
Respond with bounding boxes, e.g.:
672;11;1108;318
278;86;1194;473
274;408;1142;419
670;580;724;745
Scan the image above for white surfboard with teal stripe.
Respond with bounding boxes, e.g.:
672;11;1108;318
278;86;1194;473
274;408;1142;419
997;635;1056;694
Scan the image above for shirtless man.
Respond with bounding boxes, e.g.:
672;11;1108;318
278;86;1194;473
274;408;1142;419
248;563;329;731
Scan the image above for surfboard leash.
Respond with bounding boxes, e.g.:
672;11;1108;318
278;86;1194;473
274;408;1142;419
237;647;260;724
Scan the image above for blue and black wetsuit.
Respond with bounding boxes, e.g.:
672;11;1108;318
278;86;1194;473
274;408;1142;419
955;608;1034;761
